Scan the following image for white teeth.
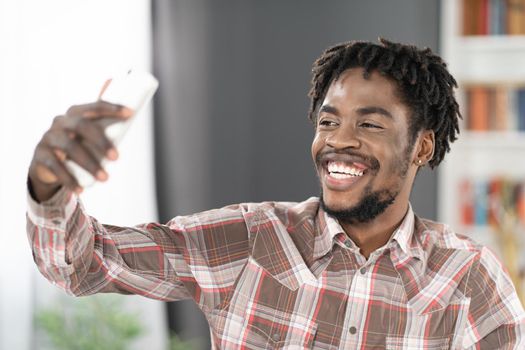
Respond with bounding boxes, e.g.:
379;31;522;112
327;161;364;177
331;173;351;179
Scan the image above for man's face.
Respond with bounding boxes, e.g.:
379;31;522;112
311;67;417;223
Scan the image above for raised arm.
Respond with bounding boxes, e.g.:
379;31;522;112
27;187;193;301
26;101;251;309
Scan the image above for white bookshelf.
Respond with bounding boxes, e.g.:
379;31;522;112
441;1;525;83
439;0;525;301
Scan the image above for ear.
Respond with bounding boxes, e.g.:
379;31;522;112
414;130;435;166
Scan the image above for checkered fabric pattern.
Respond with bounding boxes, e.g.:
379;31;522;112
27;188;525;349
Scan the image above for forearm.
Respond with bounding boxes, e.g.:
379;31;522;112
26;187;185;300
27;186;95;294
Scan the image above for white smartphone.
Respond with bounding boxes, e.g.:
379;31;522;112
66;70;159;188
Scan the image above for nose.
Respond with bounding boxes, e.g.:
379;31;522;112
325;124;361;150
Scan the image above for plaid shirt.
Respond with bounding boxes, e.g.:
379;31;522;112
27;188;525;349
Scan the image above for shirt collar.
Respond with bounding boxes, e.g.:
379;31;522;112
314;203;423;261
389;204;424;260
312;207;344;260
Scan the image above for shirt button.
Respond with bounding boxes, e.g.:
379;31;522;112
271;332;280;342
344;241;352;248
359;267;367;275
349;326;357;334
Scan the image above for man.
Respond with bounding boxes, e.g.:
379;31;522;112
27;39;525;349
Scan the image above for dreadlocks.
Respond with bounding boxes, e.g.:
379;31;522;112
308;38;461;169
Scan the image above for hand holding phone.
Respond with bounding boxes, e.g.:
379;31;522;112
29;71;159;202
65;70;159;187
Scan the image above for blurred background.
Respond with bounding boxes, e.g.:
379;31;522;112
1;0;524;349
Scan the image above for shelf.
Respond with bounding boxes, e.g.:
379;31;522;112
444;135;525;179
440;2;525;302
446;36;525;83
458;35;525;52
454;131;525;149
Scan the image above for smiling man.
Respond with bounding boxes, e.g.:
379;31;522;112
312;66;433;260
27;39;524;349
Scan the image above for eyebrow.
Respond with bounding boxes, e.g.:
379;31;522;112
318;105;338;115
318;104;393;119
356;106;393;119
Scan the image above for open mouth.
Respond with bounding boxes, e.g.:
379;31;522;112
319;155;373;191
326;161;366;179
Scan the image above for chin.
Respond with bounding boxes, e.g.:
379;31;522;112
321;191;357;211
321;195;362;218
320;188;398;224
322;198;355;213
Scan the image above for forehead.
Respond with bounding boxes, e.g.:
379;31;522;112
323;68;407;112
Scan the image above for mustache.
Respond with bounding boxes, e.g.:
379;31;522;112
315;149;380;171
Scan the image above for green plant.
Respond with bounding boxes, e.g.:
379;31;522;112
169;333;203;350
35;294;143;350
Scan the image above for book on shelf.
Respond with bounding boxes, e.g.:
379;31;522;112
467;86;489;131
465;85;525;132
475;180;488;225
487;177;502;226
463;0;525;35
491;0;507;35
518;183;525;226
459;176;525;227
518;89;525;131
463;0;486;35
507;0;525;35
493;86;508;130
460;179;475;226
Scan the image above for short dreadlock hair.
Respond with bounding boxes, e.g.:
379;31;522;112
308;38;461;169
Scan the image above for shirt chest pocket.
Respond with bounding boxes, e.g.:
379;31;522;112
212;303;318;349
211;258;318;349
385;297;471;350
246;314;318;349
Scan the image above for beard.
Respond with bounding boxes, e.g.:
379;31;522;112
318;143;413;224
320;185;398;224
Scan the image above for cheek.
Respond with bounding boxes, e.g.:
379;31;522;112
311;133;323;159
380;150;411;179
379;133;411;166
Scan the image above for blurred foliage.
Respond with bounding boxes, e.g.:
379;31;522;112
169;333;202;350
35;294;142;350
36;294;203;350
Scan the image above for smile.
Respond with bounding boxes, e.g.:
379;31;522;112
316;151;375;190
322;159;370;191
327;161;365;178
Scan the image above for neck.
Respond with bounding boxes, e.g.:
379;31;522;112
340;198;410;259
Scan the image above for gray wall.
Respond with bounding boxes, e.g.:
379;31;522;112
152;0;440;347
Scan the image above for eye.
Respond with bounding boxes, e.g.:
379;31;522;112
319;119;338;127
360;122;383;129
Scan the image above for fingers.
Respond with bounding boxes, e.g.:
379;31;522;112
67;100;133;120
42;129;108;182
57;115;117;160
29;100;131;196
31;146;82;193
62;101;132;159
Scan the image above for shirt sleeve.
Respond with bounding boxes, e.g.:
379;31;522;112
463;246;525;349
26;186;251;311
